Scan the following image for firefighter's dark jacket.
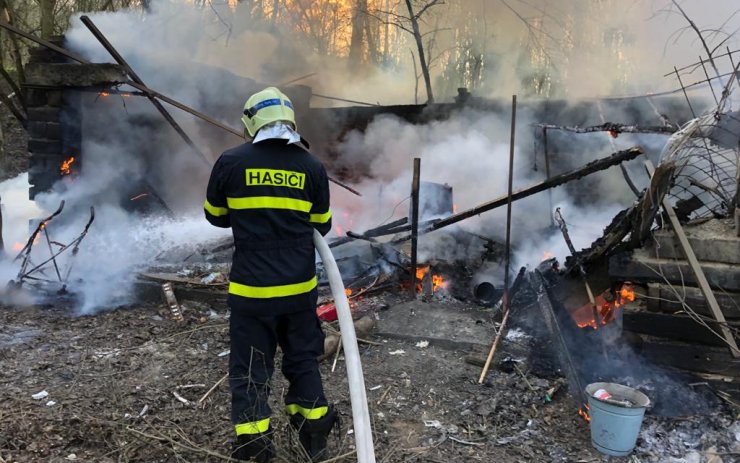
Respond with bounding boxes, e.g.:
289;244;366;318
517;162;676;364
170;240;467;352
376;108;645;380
204;139;331;315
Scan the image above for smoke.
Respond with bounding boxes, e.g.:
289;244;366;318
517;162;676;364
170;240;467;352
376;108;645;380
7;0;735;313
328;107;671;277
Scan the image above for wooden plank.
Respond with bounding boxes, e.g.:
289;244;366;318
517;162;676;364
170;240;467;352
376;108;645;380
650;220;740;265
636;338;740;376
609;251;740;292
623;310;739;347
646;283;740;319
646;160;740;357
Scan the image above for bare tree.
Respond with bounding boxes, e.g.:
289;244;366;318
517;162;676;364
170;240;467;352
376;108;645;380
368;0;443;103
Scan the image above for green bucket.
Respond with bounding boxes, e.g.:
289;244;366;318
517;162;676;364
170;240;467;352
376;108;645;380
585;382;651;457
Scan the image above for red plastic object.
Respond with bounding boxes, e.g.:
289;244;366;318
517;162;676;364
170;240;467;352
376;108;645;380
316;303;338;322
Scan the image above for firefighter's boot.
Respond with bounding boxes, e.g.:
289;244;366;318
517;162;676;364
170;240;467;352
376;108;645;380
290;406;337;461
232;429;274;463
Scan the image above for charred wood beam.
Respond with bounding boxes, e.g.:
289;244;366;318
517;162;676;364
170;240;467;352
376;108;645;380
529;270;587;402
79;16;212;167
430;147;643;232
554;208;601;328
389;147;644;245
409;157;421;298
536;122;677;136
328;217;409;248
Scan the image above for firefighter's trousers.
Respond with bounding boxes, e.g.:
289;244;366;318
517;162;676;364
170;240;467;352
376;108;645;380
229;301;328;436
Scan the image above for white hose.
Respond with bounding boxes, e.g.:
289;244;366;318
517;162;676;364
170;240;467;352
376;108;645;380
313;229;376;463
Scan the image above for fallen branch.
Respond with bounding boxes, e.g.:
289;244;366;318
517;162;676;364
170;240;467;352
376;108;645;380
172;391;191;406
198;372;228;405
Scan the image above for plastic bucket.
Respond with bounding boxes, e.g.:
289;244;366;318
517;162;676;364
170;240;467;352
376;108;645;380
585;382;651;457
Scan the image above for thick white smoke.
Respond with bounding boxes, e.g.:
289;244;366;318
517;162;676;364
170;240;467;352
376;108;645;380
3;0;735;312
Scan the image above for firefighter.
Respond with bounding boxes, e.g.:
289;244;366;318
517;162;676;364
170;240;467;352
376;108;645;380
204;87;336;462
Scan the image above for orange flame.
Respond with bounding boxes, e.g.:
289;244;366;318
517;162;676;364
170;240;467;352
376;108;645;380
415;265;449;293
13;242;23;252
60;156;75;176
344;288;352;297
542;250;554;261
573;282;636;329
578;404;591;423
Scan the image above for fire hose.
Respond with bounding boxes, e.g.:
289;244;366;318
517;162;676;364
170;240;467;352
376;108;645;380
313;229;376;463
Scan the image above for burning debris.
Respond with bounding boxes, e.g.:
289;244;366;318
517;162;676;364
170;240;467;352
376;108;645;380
1;3;740;462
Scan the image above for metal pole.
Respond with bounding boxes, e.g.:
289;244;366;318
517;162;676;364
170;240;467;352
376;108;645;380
479;94;517;383
410;157;421;299
503;95;517;309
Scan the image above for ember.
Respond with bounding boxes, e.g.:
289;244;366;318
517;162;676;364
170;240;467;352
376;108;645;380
542;250;554;261
60;156;76;176
578;404;591;423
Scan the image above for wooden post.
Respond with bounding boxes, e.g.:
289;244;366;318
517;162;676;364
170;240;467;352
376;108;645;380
645;160;739;357
543;127;554;226
0;194;5;257
479;95;517;383
410;157;421;299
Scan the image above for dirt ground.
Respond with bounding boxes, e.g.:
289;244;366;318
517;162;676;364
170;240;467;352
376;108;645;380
1;296;738;463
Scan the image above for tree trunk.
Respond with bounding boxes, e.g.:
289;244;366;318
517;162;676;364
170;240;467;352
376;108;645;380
0;0;25;91
39;0;56;39
404;0;433;103
349;0;367;65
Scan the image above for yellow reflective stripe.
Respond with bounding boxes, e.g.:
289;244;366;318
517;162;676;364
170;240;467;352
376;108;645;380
204;199;229;217
229;276;317;299
285;404;328;420
227;196;312;212
309;209;332;224
235;418;270;435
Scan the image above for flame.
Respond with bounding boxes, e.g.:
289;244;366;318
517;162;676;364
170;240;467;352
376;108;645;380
13;242;23;252
60;156;75;176
572;282;636;329
578;404;591;423
453;203;458;213
415;265;449;294
608;129;619;138
335;224;344;236
100;90;110;97
344;288;352;297
542;250;554;261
